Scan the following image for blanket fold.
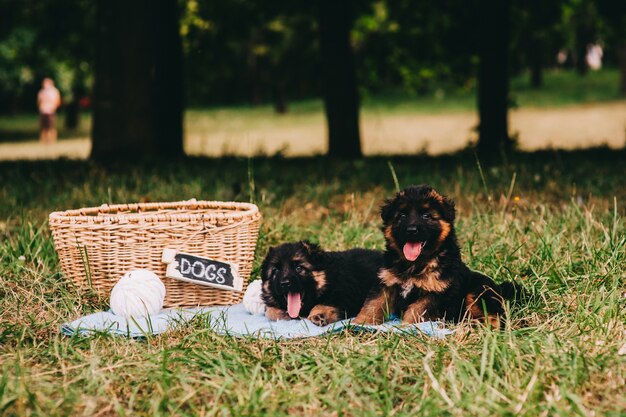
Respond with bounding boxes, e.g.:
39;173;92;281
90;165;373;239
61;303;453;339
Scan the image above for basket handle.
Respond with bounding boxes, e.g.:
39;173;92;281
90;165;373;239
170;215;259;251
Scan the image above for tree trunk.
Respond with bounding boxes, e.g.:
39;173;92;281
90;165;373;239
247;29;262;106
574;1;595;77
575;40;589;76
272;78;289;114
65;99;80;129
65;74;85;130
618;43;626;96
529;36;543;88
91;0;183;161
318;0;361;158
477;0;512;157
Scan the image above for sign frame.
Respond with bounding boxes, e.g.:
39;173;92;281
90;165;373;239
161;248;243;292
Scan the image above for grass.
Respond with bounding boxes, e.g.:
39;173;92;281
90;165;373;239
0;149;625;416
365;67;623;114
0;113;91;143
0;68;622;144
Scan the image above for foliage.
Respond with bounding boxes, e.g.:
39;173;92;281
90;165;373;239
181;0;319;107
354;0;477;95
0;0;94;113
0;0;624;112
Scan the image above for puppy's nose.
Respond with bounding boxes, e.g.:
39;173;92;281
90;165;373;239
279;278;290;289
406;225;418;234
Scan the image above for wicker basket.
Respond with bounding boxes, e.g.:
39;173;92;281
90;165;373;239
49;200;261;307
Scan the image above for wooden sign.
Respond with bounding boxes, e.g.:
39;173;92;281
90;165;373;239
161;248;243;291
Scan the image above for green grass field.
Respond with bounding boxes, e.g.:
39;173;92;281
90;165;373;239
1;150;625;416
0;69;622;144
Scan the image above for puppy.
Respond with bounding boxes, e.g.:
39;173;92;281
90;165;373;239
260;241;383;326
354;185;522;327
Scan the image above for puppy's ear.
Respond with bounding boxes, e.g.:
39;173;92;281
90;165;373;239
260;246;276;281
300;240;323;264
265;246;276;258
440;195;456;222
301;240;321;255
380;198;396;223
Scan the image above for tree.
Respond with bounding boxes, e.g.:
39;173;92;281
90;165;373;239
520;0;561;88
64;69;86;130
597;0;626;95
620;42;626;96
318;0;361;158
91;0;183;160
259;4;318;114
476;0;513;157
180;1;319;112
572;0;598;76
0;0;94;115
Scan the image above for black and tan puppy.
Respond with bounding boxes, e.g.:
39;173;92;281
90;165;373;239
354;185;521;327
261;241;383;326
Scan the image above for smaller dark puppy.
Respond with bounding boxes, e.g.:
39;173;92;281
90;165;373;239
260;241;383;326
355;185;522;327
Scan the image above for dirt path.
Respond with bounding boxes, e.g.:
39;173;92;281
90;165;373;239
1;101;624;160
0;138;91;160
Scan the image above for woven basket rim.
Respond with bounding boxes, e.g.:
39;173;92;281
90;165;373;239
49;199;259;224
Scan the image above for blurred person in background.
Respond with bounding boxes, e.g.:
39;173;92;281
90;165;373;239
586;44;603;70
37;78;61;144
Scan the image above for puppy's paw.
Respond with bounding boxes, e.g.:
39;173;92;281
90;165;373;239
353;313;384;326
353;287;396;326
308;313;329;326
307;305;340;327
402;296;439;324
265;306;291;321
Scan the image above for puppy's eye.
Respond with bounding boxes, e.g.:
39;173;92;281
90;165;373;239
422;212;431;219
270;267;279;277
295;265;304;274
399;213;407;219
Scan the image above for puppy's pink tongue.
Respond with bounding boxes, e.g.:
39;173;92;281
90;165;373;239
403;242;423;261
287;292;302;318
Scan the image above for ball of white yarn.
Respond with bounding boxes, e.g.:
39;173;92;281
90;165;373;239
242;280;266;315
110;269;166;319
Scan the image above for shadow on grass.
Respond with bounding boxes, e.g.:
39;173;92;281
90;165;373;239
0;147;624;220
